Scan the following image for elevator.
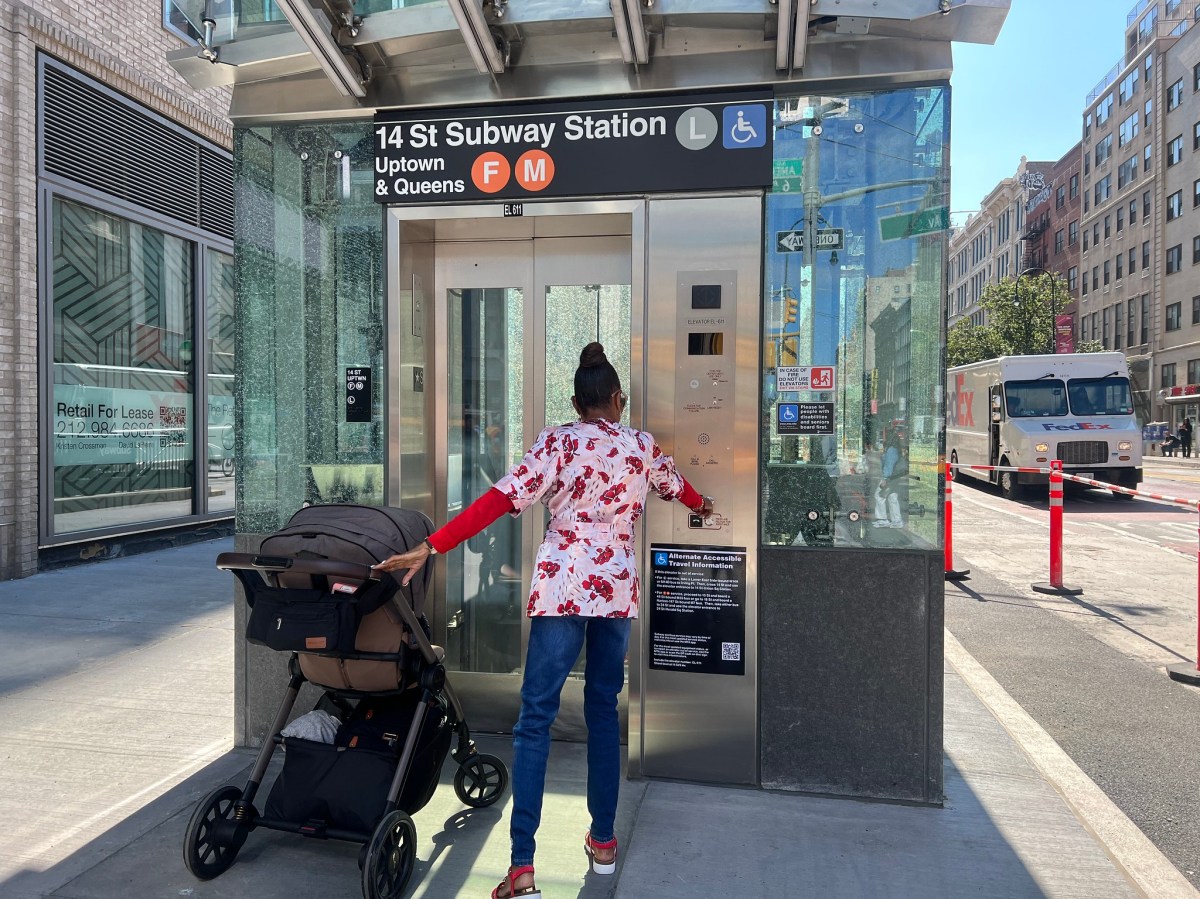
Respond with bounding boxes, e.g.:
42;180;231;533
386;197;761;784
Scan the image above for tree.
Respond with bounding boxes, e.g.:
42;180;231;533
946;272;1079;366
946;319;1006;368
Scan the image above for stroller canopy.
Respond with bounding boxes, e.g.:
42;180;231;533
258;504;435;616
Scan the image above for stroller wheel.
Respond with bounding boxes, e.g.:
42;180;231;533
183;785;248;880
361;810;417;899
454;753;509;808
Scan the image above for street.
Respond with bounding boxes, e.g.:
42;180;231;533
948;464;1200;887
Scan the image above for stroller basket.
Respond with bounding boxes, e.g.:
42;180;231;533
187;504;510;899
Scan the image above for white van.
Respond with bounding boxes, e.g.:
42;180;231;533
946;352;1142;500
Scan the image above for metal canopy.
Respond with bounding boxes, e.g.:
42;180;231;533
272;0;368;98
166;0;1010;123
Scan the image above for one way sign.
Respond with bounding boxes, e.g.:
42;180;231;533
776;229;845;253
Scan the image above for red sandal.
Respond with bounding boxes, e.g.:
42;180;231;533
584;831;618;874
491;865;540;899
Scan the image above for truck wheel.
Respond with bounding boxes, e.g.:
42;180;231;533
999;468;1024;501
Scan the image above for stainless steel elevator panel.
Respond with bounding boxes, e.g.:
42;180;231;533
634;195;761;785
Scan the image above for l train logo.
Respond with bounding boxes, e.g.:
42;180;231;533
949;374;974;427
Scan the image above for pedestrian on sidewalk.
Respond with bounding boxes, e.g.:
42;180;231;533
373;342;715;899
1180;418;1192;458
873;428;907;528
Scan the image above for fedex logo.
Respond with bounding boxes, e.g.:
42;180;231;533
949;374;974;427
1041;422;1113;431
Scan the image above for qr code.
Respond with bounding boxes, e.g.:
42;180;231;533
721;642;741;662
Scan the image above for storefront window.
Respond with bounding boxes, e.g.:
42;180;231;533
235;122;385;533
51;197;195;534
762;87;948;549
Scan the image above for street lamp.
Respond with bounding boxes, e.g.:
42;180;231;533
1014;266;1051;354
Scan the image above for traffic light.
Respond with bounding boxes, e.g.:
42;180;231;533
764;339;778;369
784;297;799;325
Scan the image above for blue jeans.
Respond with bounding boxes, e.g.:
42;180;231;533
509;615;631;867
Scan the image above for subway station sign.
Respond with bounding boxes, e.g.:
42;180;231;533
373;92;772;204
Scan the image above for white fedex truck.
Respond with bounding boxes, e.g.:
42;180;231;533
946;352;1142;500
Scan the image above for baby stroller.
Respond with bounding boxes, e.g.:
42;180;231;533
183;504;509;899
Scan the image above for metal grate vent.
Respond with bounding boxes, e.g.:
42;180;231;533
1057;441;1108;465
200;149;234;239
41;62;232;240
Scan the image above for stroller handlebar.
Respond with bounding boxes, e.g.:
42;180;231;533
215;551;381;583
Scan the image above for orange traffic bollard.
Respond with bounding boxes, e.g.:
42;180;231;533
1032;460;1082;596
944;465;970;582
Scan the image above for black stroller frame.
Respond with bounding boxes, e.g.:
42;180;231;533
183;511;509;899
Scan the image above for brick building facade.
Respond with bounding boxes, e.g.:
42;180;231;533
0;0;233;579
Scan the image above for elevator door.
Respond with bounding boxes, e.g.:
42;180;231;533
434;232;633;738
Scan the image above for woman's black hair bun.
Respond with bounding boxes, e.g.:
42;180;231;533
579;342;607;368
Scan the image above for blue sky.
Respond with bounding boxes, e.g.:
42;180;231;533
950;0;1142;218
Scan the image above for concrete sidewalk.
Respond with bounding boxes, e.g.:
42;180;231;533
0;538;1189;898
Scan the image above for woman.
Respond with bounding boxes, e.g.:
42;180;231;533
373;342;714;899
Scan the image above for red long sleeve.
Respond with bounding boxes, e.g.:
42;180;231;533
678;479;704;512
428;488;514;553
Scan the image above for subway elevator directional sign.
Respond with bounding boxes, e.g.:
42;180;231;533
373;92;772;204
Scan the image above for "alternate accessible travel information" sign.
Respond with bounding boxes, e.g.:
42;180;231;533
648;544;747;676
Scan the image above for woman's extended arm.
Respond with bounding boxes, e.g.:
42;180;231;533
372;487;514;585
678;479;714;518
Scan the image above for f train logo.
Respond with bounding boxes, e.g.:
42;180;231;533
949;374;974;427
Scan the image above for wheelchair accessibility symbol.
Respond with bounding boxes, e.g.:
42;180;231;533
723;105;766;149
654;551;670;567
778;404;799;423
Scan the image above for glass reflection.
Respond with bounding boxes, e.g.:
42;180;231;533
446;286;524;675
235;121;384;533
165;0;444;46
762;88;948;550
51;197;195;534
207;249;235;512
544;284;631;427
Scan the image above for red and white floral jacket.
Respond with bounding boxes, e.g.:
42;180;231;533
493;419;688;618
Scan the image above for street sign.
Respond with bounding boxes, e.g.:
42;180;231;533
775;228;844;253
773;159;803;178
772;158;803;193
879;206;949;241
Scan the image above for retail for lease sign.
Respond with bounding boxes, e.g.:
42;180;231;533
373;91;772;204
53;385;233;467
